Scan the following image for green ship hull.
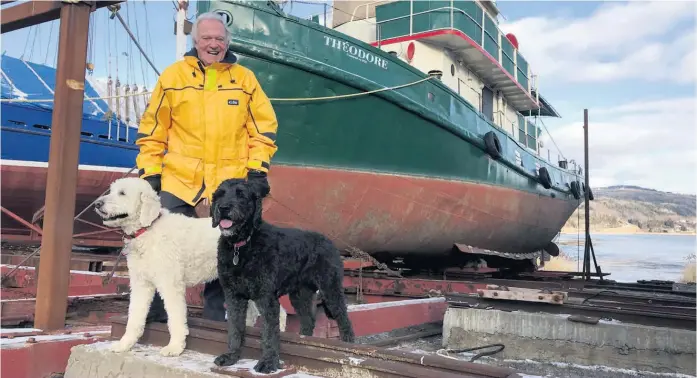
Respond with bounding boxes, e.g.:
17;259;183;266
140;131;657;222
197;0;583;266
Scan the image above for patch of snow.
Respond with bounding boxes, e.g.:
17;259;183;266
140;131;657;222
1;328;42;334
598;318;623;324
85;341;325;377
1;264;114;276
1;330;110;349
500;357;696;378
2;293;126;304
546;361;696;378
349;297;444;312
347;357;364;365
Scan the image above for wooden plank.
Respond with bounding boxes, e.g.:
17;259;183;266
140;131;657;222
0;1;124;33
476;284;567;305
0;1;61;33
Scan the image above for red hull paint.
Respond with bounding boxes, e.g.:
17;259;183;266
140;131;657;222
264;166;577;256
1;164;137;245
1;164;575;256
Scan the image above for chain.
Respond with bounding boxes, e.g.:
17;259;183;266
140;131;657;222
345;246;402;278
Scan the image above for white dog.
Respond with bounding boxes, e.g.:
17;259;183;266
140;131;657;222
94;177;286;357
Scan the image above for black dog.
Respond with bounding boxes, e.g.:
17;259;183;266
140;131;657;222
211;177;355;373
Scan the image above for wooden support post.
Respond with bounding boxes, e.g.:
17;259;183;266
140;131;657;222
33;1;93;331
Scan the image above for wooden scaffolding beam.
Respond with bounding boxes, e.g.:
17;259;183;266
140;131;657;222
1;1;122;34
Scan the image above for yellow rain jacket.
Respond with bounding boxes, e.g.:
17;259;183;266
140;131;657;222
135;48;278;205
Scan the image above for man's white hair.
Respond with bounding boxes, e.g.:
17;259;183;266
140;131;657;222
191;12;232;44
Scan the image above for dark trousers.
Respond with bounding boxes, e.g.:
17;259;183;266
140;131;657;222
146;191;227;323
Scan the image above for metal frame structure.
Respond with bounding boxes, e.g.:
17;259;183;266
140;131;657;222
1;0;125;331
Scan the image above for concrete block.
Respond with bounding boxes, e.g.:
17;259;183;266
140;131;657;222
442;307;696;376
64;341;321;378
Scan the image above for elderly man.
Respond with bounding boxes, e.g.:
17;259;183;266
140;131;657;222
135;12;279;322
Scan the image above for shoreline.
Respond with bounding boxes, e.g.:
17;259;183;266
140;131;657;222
560;228;696;237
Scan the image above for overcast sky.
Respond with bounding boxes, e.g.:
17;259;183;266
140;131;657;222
498;1;696;195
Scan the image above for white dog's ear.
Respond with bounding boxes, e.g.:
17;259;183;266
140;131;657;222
139;189;161;226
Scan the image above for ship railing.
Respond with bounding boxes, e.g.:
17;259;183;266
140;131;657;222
351;0;392;23
368;1;538;95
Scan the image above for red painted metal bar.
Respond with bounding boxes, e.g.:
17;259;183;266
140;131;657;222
0;327;111;378
0;207;43;236
72;228;122;238
75;217;116;232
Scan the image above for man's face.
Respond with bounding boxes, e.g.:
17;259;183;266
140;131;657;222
194;19;227;66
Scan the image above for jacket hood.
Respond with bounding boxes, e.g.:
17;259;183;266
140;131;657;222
184;47;238;65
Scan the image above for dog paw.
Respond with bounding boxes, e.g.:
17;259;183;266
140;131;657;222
159;343;185;357
110;339;135;353
214;352;240;367
254;357;281;373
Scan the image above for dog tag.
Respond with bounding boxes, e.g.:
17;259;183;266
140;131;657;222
233;254;239;266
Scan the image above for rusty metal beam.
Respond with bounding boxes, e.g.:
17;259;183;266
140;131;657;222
0;1;123;34
33;1;94;331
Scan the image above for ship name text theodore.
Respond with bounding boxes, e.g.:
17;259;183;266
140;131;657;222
323;35;389;69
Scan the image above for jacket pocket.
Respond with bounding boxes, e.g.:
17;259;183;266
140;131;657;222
163;152;201;188
217;147;248;182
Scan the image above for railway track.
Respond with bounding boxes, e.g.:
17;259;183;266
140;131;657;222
110;315;523;378
344;266;696;331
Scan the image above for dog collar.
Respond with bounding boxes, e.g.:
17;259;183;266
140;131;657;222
123;214;161;241
232;235;251;266
233;237;250;249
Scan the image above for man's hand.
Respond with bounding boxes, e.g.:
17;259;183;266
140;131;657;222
144;174;162;194
247;169;270;198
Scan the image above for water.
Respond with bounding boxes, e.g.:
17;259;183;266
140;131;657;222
556;233;696;283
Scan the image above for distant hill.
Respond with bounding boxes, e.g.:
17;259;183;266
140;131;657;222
563;186;696;234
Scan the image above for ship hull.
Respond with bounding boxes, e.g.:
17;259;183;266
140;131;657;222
195;1;583;258
0;122;138;247
1;160;575;256
0;2;583;264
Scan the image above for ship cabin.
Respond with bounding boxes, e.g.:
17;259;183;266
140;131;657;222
323;0;560;157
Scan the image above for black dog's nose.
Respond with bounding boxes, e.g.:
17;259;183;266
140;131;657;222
94;200;104;209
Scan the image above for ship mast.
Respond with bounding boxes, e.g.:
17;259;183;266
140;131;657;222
175;0;189;60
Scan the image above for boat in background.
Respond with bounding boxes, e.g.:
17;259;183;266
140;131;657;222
0;0;586;271
1;54;140;247
193;0;585;269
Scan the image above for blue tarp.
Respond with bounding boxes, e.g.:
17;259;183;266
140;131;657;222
1;54;110;121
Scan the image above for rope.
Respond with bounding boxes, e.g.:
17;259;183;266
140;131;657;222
0;75;436;104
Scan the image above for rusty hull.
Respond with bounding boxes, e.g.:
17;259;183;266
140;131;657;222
2;163;575;261
0;164;134;247
264;165;576;259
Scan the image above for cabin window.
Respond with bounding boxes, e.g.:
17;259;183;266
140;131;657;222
451;64;455;76
481;86;494;122
518;115;526;145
